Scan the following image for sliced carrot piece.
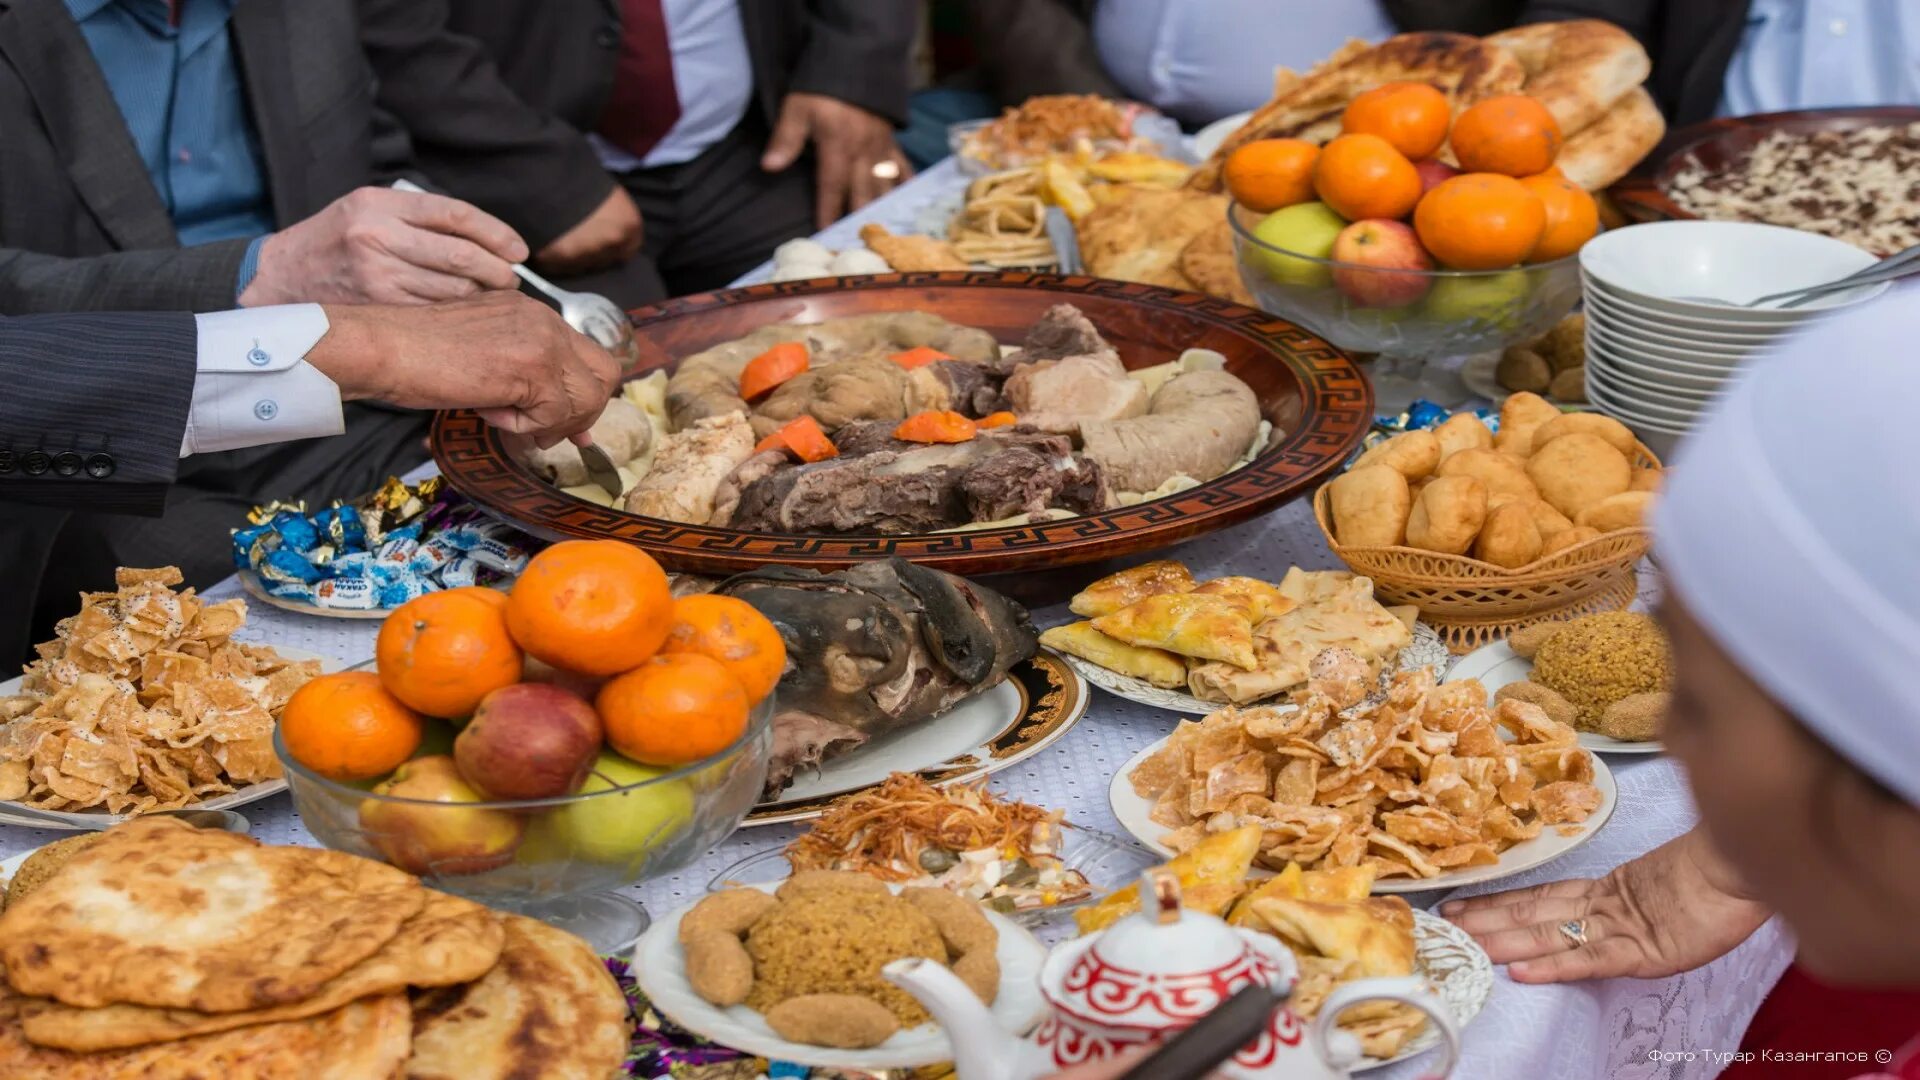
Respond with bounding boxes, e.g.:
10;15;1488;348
889;346;952;370
893;410;978;443
976;411;1018;429
738;341;809;401
753;416;838;462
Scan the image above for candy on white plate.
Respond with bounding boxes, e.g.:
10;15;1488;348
828;248;891;275
772;238;834;269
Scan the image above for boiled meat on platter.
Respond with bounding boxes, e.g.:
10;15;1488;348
711;558;1038;796
522;304;1273;534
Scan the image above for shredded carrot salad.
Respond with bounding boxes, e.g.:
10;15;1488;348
784;773;1065;882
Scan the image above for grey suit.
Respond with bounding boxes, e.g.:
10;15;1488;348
0;0;428;665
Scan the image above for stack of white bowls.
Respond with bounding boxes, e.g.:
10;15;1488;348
1577;222;1888;457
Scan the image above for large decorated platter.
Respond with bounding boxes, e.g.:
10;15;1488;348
432;273;1370;585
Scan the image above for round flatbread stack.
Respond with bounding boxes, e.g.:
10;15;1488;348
0;818;633;1077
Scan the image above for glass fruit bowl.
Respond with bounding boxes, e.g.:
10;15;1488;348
1227;202;1583;411
276;694;773;954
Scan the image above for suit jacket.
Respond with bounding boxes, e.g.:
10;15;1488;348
358;0;918;250
0;311;196;514
0;0;403;315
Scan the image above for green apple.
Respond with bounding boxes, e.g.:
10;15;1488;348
1249;202;1347;288
528;751;694;870
1420;269;1532;330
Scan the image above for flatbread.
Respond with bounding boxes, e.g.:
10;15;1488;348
0;985;412;1080
1092;593;1257;670
0;818;424;1012
1189;32;1527;190
1177;218;1256;306
21;891;502;1052
1485;20;1650;137
405;915;629;1080
1069;560;1196;618
1076;186;1227;290
1040;622;1188;688
1556;85;1665;192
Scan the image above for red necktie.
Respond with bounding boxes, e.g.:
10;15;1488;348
597;0;682;162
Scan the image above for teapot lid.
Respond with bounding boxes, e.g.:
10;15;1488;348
1048;870;1289;1032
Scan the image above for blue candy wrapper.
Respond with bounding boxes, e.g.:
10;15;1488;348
269;509;320;553
375;578;433;607
376;535;420;568
260;547;324;585
439;557;482;589
465;536;530;574
409;537;462;576
262;581;315;603
231;523;275;570
313;578;378;610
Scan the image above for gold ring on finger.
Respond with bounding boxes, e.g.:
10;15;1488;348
1558;919;1590;948
870;160;902;182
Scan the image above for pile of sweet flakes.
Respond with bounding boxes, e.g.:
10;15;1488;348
1130;660;1602;880
0;567;319;814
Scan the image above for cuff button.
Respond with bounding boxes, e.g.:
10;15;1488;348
0;450;13;473
21;450;51;475
253;399;278;421
85;453;115;479
247;346;272;367
52;452;82;477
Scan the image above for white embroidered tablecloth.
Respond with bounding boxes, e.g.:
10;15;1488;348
0;161;1793;1080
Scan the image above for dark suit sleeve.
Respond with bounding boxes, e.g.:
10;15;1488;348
0;311;197;515
1518;0;1660;38
0;242;251;317
356;0;615;252
786;0;918;126
963;0;1123;107
1381;0;1525;35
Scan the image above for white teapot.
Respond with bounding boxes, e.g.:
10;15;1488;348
885;871;1459;1080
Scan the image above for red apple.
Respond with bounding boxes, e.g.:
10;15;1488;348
1413;159;1460;197
520;655;607;701
455;683;605;801
358;755;524;876
1330;220;1436;309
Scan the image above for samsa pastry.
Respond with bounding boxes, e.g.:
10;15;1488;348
1040;623;1188;688
1092;592;1257;670
1189;577;1297;622
1250;896;1417;979
1187;577;1411;704
1069;559;1195;618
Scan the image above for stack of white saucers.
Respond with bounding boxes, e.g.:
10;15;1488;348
1577;222;1887;457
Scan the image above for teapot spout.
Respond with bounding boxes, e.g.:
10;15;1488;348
884;957;1038;1080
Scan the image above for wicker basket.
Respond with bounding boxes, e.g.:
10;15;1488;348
1313;441;1662;654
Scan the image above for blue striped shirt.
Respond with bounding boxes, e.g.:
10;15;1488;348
62;0;272;290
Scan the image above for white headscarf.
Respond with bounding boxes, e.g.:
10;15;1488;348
1655;290;1920;808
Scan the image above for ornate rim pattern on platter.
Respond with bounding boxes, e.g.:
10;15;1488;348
1359;912;1495;1072
743;648;1089;825
430;273;1372;578
1062;620;1451;716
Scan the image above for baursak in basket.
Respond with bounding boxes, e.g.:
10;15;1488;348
1312;442;1661;654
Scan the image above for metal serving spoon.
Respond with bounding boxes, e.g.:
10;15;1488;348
389;179;628;499
1;805;250;833
1680;241;1920;308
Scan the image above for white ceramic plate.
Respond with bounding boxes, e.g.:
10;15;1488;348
1062;621;1450;717
1358;911;1496;1073
1579;221;1885;317
1582;291;1786;343
1585;345;1734;392
1191;110;1255;161
635;880;1049;1068
0;645;340;830
1108;736;1617;894
1583;351;1723;406
745;649;1090;825
1447;641;1663;754
1586;321;1752;367
1583;369;1707;427
1580;283;1823;336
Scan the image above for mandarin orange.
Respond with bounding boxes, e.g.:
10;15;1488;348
659;594;787;705
1449;95;1562;177
1519;172;1599;262
1413;173;1547;270
281;671;426;782
376;587;523;718
1313;134;1422;222
505;540;672;676
596;654;750;766
1341;82;1451;160
1222;138;1320;212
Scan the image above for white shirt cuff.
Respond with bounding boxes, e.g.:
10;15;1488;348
182;304;344;456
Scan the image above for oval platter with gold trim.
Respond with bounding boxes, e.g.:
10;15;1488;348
743;647;1089;826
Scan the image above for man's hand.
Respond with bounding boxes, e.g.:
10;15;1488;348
761;92;912;228
1442;826;1772;983
240;188;529;307
534;186;645;275
312;292;620;446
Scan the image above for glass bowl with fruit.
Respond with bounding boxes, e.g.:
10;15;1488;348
277;542;784;954
1219;90;1597;410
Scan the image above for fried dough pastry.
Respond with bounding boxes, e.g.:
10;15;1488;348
1177;218;1255;305
0;986;412;1080
21;890;502;1052
1251;895;1417;979
0;818;424;1013
1484;20;1650;137
405;915;630;1080
1041;622;1188;689
1070;559;1196;618
1092;593;1257;670
1190;33;1526;190
859;224;969;272
1190;577;1298;623
1075;186;1226;291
